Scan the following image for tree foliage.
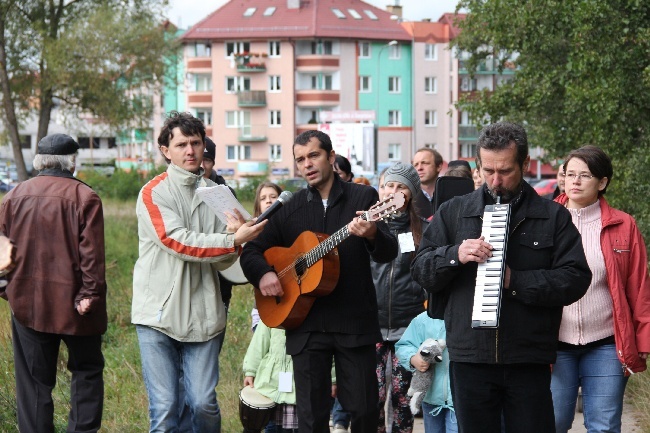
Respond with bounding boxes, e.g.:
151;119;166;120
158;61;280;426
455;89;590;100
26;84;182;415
454;0;650;235
0;0;174;180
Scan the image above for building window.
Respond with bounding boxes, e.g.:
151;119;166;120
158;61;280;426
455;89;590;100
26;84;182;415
269;110;281;127
269;41;281;57
388;143;401;161
269;75;281;92
263;6;276;16
388;76;401;93
196;109;212;125
359;76;371;93
195;74;212;91
77;137;100;149
388;110;401;126
425;110;437;127
226;41;250;57
226;76;250;93
425;77;437;94
425;44;437;60
269;144;281;161
226;111;251;128
310;75;332;90
389;44;400;59
311;40;333;55
460;143;477;158
460;77;478;91
358;42;370;58
195;43;211;57
324;75;333;90
226;145;251;161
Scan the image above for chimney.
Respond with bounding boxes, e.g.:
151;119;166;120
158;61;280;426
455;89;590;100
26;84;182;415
421;18;431;22
386;4;402;18
287;0;300;9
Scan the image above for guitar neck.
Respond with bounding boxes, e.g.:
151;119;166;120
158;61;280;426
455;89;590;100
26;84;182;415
304;212;368;267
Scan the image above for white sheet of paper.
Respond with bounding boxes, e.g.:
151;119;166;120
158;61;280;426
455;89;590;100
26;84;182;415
398;232;416;253
278;372;293;393
196;185;251;225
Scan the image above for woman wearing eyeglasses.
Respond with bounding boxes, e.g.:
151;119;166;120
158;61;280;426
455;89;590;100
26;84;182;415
551;145;650;433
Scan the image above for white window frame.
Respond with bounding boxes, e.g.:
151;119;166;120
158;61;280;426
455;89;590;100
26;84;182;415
226;145;252;161
425;77;437;94
195;74;212;91
388;143;401;161
388;110;401;126
425;110;438;127
225;111;251;128
196;109;212;125
269;41;281;57
194;43;211;57
359;76;371;93
388;44;400;59
269;110;281;127
358;42;370;58
269;144;282;162
269;75;281;92
226;41;250;57
388;76;401;94
226;76;250;93
425;44;438;61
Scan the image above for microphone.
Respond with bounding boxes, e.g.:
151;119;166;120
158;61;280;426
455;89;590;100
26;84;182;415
253;190;293;225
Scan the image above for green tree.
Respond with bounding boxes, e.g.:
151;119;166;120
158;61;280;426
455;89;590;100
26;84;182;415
0;0;174;181
454;0;650;235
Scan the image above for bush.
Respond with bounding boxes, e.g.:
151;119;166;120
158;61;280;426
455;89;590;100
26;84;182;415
79;167;167;201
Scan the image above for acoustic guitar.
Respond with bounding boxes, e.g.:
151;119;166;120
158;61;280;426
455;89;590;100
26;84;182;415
256;192;405;330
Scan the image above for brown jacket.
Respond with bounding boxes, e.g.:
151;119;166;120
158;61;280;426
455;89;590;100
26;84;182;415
0;169;107;335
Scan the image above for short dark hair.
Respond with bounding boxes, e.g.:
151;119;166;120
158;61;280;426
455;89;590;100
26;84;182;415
413;147;443;167
334;154;353;180
158;111;206;148
476;122;528;168
294;130;333;153
563;145;613;195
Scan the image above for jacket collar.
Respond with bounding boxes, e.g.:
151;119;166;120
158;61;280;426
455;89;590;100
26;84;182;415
37;168;92;188
462;181;550;220
306;172;342;206
555;193;623;228
167;163;205;188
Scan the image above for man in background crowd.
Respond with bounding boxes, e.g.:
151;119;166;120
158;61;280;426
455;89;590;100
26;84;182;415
412;148;444;219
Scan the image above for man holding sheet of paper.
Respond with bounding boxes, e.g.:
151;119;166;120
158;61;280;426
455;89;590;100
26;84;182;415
132;111;266;432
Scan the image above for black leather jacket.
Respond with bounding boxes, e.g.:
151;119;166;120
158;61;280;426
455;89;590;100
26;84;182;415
371;213;427;338
411;182;592;364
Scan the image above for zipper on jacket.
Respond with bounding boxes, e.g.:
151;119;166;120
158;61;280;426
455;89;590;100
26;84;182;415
613;248;630;253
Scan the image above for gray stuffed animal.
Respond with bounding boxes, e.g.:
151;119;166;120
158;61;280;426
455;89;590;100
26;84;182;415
406;338;446;415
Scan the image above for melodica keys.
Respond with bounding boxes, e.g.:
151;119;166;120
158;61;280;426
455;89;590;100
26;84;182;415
471;201;510;329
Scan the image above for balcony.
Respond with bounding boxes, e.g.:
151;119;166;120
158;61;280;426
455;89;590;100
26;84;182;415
186;58;212;70
295;90;340;107
296;55;339;72
459;59;516;75
234;52;267;73
238;125;267;142
238;90;266;107
187;92;212;104
458;125;479;140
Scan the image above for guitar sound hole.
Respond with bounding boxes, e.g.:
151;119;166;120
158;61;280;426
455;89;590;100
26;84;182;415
295;260;307;278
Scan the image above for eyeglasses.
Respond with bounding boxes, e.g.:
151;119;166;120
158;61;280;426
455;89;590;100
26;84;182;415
565;173;594;182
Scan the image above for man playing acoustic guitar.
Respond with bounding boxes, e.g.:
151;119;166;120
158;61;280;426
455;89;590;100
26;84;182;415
241;130;398;433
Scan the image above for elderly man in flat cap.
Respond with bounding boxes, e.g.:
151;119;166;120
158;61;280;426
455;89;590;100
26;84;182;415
0;133;107;433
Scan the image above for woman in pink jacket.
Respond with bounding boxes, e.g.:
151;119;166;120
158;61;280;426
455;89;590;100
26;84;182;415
552;145;650;433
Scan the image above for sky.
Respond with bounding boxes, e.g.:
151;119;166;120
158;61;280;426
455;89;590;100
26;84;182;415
166;0;462;29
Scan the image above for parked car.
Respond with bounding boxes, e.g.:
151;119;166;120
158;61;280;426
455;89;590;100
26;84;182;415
0;178;15;193
533;179;558;196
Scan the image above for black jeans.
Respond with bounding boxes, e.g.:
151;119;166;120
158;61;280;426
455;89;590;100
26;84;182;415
291;332;378;433
449;361;555;433
12;316;104;433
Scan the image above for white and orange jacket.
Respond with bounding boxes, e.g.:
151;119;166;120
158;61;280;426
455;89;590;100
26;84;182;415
132;163;239;342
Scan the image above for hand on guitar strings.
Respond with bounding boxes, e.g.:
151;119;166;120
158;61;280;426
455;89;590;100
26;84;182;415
258;271;284;297
348;212;377;241
458;236;493;264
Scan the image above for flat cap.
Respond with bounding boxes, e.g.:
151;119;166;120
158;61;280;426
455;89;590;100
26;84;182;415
37;134;80;155
204;137;216;161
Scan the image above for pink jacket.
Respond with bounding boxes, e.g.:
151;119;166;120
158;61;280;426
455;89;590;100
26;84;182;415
556;194;650;373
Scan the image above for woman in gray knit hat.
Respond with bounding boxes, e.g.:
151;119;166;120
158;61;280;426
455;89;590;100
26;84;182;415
370;161;428;433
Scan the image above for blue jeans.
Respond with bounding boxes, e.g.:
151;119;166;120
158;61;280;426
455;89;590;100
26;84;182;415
332;398;351;428
551;343;628;433
136;325;221;433
421;403;458;433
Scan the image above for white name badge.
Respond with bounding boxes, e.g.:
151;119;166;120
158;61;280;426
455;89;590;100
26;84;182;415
398;232;416;253
279;372;293;393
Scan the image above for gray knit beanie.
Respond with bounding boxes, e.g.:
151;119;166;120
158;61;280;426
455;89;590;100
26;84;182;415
384;162;421;198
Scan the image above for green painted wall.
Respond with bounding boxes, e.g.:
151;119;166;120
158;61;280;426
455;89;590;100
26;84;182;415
358;42;412;127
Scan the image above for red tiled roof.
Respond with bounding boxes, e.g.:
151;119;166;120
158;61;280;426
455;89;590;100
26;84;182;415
182;0;411;41
438;12;466;40
401;21;451;43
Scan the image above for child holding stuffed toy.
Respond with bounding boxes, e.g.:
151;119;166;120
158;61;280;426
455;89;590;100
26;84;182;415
395;311;456;433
